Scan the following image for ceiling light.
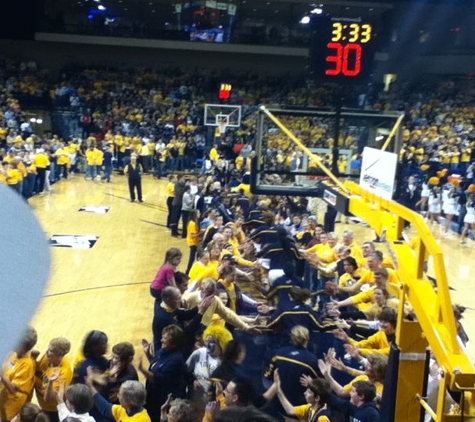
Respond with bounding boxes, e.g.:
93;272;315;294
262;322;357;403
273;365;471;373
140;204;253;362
300;16;310;24
310;7;322;14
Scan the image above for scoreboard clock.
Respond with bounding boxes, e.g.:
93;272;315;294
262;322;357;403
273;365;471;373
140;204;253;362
310;17;376;84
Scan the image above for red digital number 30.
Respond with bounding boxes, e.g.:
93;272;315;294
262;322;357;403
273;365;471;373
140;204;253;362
326;42;362;77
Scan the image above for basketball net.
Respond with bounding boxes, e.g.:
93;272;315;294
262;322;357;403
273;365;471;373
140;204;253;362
218;121;227;135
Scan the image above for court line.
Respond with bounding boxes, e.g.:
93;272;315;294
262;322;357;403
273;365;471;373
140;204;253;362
103;193;167;212
141;220;168;228
42;281;150;298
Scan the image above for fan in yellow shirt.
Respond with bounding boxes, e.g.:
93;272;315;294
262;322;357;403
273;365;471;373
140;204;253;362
55;143;70;179
0;327;38;421
87;378;151;422
186;210;202;274
34;337;73;413
274;369;332;422
209;145;219;163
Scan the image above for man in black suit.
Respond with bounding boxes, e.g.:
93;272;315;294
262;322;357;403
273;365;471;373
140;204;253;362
124;154;143;202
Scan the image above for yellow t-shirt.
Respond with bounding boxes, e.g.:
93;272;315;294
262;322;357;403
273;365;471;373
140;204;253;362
235;156;244;170
34;355;73;411
7;168;22;185
187;220;200;247
166;182;175;197
0;352;36;420
210;148;219;162
67;143;80;154
55;148;70;166
111;405;151;422
94;149;104;165
86;149;97;165
343;374;384;397
293;403;331;422
338;271;361;288
220;280;237;312
188;262;208;287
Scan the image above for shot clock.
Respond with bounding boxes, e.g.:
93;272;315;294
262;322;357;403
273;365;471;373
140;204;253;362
310;17;376;84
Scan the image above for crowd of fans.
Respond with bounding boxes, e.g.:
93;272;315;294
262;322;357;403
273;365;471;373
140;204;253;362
1;174;470;422
1;56;475;422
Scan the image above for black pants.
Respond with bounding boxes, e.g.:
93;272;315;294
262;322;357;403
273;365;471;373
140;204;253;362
324;207;338;233
128;177;142;201
170;205;182;235
36;167;46;193
186;245;198;274
59;163;68;179
458;206;467;234
166;196;174;227
181;210;191;238
139;155;151;173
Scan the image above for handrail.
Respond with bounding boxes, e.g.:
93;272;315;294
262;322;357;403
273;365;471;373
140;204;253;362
416;394;438;421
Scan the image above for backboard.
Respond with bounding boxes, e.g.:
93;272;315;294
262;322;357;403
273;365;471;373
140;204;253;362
204;104;242;128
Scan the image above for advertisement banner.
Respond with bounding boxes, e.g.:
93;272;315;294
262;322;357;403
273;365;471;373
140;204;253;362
359;147;398;200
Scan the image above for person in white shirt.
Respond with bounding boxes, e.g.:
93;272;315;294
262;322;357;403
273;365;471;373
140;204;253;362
56;384;95;422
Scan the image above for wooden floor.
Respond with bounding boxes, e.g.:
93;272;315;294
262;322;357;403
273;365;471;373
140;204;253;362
28;173;475;369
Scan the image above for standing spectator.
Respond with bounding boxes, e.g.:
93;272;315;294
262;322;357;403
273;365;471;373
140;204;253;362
139;325;186;422
124;155;143;203
34;337;73;422
94;147;104;180
139;141;151;174
171;175;186;237
56;384;95;422
33;148;50;194
264;326;320;419
74;330;109;385
54;143;70;180
0;327;38;422
274;369;333;422
102;146;113;183
347;381;381;422
166;175;176;228
150;248;183;301
103;342;139;404
85;146;97;180
86;378;150;422
181;185;195;239
460;185;475;244
186;210;201;274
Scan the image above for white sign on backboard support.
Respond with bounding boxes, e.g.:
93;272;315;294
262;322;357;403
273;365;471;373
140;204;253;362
359;147;398;200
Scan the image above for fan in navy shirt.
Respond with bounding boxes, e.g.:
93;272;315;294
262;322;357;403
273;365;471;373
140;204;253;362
138;325;185;422
264;325;321;418
330;380;381;422
266;287;337;344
